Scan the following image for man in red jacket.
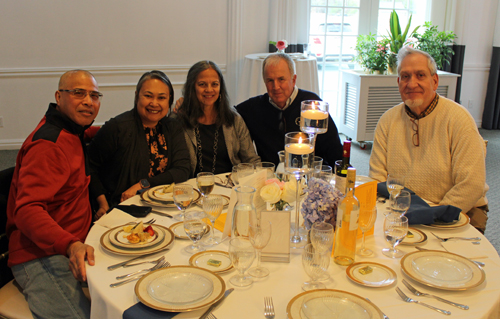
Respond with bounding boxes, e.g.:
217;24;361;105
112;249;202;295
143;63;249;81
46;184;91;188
6;70;102;319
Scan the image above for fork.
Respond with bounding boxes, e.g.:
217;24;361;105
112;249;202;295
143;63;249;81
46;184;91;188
207;313;218;319
430;232;481;242
110;261;170;287
402;279;469;310
395;287;451;315
115;256;165;280
123;255;165;268
264;296;275;319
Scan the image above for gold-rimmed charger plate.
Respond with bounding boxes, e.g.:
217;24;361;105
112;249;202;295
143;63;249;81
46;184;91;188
401;227;427;245
401;250;485;290
195;194;230;208
346;262;397;288
108;224;165;249
100;225;174;256
169;221;211;240
189;250;233;274
286;289;384;319
141;186;201;208
421;212;469;229
135;266;225;312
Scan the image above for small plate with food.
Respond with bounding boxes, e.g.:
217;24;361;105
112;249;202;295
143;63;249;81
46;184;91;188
100;224;174;255
108;221;165;249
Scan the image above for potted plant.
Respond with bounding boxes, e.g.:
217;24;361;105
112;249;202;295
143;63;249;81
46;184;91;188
385;10;420;73
414;22;457;70
355;34;389;73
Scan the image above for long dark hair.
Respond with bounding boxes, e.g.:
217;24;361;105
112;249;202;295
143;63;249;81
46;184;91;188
134;70;174;109
178;61;234;128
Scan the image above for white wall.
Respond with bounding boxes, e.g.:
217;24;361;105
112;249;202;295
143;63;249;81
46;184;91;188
0;0;270;149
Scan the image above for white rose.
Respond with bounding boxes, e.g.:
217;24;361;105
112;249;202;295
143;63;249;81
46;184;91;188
281;180;302;203
260;182;282;203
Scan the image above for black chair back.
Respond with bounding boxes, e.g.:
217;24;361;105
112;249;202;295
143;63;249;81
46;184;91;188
0;167;15;287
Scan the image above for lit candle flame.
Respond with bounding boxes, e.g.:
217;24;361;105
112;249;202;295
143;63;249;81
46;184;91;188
298;137;303;144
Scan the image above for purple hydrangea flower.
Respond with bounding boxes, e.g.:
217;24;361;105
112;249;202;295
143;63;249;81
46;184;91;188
301;178;342;230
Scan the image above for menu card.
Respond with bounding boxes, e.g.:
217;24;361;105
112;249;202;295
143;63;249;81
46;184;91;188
355;180;377;239
261;210;291;263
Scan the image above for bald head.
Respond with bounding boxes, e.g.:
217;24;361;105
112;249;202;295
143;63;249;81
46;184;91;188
58;70;97;90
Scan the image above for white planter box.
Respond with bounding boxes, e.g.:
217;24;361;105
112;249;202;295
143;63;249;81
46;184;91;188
337;70;460;148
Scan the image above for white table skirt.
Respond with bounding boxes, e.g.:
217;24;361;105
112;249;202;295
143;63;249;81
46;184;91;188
235;53;320;104
86;178;500;319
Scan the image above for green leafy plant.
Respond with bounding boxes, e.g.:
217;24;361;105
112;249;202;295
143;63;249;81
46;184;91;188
355;34;389;72
414;22;457;70
386;10;420;54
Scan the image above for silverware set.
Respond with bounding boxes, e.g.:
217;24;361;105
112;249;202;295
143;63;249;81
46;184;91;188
402;279;468;310
430;232;481;242
116;256;165;280
396;287;451;315
264;296;275;319
110;260;171;287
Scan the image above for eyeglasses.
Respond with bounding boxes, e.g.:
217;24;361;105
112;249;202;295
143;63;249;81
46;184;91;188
278;111;286;133
410;118;419;147
59;89;103;101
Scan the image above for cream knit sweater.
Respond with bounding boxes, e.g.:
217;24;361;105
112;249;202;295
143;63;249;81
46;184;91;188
369;96;488;213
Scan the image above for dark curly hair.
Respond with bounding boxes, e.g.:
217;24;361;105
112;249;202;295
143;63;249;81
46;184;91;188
177;61;234;129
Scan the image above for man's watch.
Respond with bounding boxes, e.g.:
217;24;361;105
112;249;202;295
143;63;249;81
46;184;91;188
140;179;150;189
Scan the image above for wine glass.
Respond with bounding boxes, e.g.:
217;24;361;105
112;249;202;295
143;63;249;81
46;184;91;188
183;210;208;254
284;132;314;247
237;163;254;180
228;238;255;287
357;207;377;256
391;190;411;216
386;174;405;210
172;184;194;221
202;194;224;246
382;214;408;258
310;222;334;253
248;221;272;278
197;172;215;204
313;165;333;183
255;162;276;179
231;165;239;186
301;244;330;291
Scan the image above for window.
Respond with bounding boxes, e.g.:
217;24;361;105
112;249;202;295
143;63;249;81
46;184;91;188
308;0;429;114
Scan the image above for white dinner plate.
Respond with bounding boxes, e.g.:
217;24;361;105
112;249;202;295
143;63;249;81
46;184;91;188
135;266;225;312
189;250;233;274
400;227;427;245
108;224;165;249
346;262;397;288
401;250;485;290
169;221;210;240
100;225;174;256
141;186;201;208
421;212;469;229
286;289;384;319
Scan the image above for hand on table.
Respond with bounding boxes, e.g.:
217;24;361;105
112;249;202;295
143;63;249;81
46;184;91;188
121;183;142;203
67;241;95;282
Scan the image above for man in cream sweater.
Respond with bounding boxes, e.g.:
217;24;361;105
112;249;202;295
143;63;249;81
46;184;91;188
369;46;488;233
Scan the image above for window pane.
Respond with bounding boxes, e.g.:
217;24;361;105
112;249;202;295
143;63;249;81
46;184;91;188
312;0;327;6
328;0;343;6
345;8;359;34
394;0;409;9
310;7;327;35
345;0;360;7
379;0;394;9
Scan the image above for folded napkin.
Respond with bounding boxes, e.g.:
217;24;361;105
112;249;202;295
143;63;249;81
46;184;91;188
123;302;179;319
115;205;152;217
377;182;461;225
93;209;137;229
441;241;488;259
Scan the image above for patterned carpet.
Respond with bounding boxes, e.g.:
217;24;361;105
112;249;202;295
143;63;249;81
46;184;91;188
1;128;499;252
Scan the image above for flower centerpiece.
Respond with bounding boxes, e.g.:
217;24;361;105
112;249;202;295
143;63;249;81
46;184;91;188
270;40;288;54
301;178;342;230
260;178;301;210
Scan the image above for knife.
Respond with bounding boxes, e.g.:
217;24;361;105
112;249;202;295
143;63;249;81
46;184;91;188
151;210;173;218
107;247;170;271
199;288;234;319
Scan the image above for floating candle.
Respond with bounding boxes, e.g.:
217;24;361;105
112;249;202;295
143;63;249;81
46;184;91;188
301;109;328;120
285;143;314;155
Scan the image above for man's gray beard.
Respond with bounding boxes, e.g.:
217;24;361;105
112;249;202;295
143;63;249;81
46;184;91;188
405;99;424;109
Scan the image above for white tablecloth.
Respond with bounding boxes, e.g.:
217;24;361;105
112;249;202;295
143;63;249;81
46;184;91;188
236;53;320;104
86;179;500;319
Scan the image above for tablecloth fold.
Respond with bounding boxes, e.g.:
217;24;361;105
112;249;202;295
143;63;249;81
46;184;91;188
377;182;461;225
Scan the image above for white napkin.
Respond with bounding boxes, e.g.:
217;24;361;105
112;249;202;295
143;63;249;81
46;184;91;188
94;209;137;229
441;241;488;259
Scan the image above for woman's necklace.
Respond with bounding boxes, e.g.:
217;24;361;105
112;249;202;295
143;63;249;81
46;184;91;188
194;124;219;173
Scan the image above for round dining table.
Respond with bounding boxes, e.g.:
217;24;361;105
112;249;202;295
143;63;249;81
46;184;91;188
235;53;320;104
85;177;500;319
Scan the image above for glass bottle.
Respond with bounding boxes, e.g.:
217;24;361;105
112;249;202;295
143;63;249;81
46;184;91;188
231;186;257;238
335;140;351;195
333;167;360;266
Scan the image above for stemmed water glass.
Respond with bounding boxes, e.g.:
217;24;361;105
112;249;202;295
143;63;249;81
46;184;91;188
284;132;315;248
183;210;207;254
313;165;333;183
172;184;194;221
386;174;405;210
228;238;256;287
255;162;276;179
382;214;408;258
197;172;215;204
301;244;330;291
310;222;334;253
202;194;224;246
357;207;377;256
237;163;254;180
391;190;411;216
248;220;272;278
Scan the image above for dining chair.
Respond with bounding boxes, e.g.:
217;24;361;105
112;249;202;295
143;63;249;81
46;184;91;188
0;166;32;319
